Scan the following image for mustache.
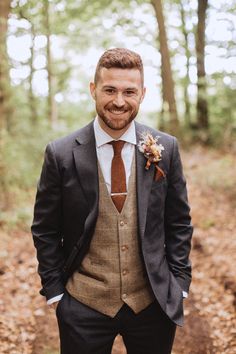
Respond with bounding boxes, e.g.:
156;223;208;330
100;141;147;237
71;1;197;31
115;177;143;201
107;104;129;111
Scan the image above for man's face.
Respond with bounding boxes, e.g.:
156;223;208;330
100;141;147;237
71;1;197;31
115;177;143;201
90;67;146;137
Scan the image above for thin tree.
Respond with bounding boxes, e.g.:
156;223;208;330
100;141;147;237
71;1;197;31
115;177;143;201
0;0;12;133
18;6;38;124
28;23;38;123
151;0;179;131
179;0;192;126
44;0;57;127
0;0;12;210
196;0;208;129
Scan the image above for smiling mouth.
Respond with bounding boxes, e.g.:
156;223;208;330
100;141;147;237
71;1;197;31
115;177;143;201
108;109;127;115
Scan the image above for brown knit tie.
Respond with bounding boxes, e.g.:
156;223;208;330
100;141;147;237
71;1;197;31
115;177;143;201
110;140;127;213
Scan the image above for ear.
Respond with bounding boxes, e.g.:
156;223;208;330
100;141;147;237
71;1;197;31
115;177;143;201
90;82;96;100
140;87;146;103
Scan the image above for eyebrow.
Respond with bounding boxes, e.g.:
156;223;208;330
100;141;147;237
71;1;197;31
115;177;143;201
102;85;138;91
102;85;116;89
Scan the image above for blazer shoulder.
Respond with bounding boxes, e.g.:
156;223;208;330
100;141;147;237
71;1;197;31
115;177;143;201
47;120;94;155
43;120;95;170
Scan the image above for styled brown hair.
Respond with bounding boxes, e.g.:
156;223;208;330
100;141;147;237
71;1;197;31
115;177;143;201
94;48;144;85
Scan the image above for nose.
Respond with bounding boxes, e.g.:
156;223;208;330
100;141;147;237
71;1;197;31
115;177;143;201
113;93;125;107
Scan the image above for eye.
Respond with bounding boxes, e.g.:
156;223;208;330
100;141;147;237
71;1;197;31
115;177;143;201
124;90;136;96
104;88;115;94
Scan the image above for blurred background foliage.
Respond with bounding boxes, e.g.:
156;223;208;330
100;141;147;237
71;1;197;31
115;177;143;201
0;0;236;223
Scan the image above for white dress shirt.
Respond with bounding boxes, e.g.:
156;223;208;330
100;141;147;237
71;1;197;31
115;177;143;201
93;116;136;192
47;118;187;304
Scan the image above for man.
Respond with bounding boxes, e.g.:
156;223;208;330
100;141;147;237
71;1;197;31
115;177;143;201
32;48;193;354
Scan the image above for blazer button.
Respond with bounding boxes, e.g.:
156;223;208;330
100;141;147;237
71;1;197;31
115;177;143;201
120;221;124;226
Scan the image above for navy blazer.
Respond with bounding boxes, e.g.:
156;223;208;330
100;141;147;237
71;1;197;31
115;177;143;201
31;120;193;326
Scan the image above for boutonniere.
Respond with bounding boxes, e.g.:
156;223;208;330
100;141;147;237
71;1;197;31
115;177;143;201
138;132;166;181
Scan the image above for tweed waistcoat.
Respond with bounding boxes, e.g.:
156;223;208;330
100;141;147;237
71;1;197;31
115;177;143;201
66;156;155;317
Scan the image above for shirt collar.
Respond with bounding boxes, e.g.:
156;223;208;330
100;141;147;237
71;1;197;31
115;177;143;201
94;117;137;148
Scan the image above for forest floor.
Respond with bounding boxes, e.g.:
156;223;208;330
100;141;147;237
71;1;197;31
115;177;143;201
0;145;236;354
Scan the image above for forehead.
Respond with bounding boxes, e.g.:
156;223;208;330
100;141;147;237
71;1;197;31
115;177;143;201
97;67;143;88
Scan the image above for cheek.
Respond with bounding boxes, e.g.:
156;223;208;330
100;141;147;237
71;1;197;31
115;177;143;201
99;94;112;104
129;98;141;109
96;97;108;107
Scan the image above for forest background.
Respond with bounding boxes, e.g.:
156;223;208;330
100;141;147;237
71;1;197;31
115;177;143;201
0;1;236;354
1;0;236;213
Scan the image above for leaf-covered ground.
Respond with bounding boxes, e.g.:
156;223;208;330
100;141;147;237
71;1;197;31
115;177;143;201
0;146;235;354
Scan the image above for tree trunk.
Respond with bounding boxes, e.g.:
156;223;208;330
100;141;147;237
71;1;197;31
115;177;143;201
0;0;12;210
151;0;178;132
180;0;191;126
18;8;38;124
196;0;209;129
28;24;38;123
44;0;57;128
0;0;11;133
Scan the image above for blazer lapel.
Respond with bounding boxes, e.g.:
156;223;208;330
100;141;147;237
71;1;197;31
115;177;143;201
135;122;155;240
73;121;99;211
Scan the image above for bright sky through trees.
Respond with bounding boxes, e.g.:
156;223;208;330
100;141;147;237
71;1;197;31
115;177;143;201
7;0;236;113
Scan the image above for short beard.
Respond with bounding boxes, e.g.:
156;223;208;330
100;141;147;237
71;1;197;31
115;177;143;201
96;107;138;131
100;115;136;130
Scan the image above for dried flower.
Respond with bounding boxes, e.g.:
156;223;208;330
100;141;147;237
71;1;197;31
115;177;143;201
138;132;165;180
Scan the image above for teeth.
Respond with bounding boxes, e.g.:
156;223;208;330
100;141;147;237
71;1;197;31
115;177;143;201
109;110;126;114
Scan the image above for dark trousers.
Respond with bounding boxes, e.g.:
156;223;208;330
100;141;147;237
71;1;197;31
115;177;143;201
56;291;176;354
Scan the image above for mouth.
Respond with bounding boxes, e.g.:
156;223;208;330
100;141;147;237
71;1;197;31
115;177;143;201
108;109;127;115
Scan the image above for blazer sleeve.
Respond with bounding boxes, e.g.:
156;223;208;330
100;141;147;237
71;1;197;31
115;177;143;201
164;137;193;293
31;142;65;300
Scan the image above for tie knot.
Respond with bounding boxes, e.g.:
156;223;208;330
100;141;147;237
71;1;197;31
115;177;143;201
110;140;126;156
